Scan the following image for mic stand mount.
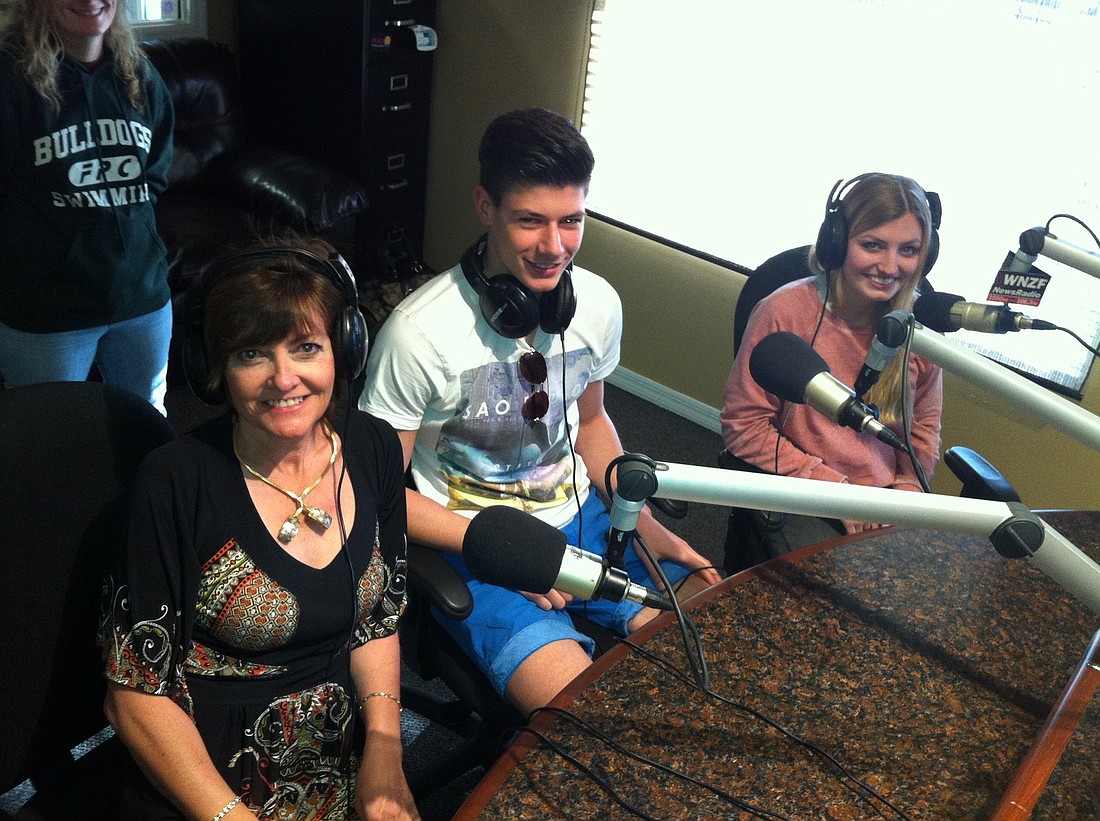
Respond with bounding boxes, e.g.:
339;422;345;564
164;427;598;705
612;453;1100;617
1017;226;1100;282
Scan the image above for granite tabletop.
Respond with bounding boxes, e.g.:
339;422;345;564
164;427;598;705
459;511;1100;820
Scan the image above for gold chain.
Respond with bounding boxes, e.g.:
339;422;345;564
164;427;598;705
234;424;339;544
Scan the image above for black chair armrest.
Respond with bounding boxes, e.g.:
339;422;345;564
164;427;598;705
207;146;369;233
944;445;1022;503
407;542;473;621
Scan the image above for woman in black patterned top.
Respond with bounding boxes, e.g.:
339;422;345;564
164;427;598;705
100;239;419;820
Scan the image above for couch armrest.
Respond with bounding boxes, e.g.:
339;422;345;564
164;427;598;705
209;146;369;233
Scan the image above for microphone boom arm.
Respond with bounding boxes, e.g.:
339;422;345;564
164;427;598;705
621;458;1100;616
909;324;1100;452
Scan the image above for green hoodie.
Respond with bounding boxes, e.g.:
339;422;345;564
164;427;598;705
0;46;174;332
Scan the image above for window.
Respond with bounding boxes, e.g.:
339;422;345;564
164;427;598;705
583;0;1100;396
125;0;206;39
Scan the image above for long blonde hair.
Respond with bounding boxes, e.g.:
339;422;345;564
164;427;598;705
810;173;935;424
0;0;146;113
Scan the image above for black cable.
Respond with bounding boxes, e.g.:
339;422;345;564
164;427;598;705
768;271;832;552
1049;323;1100;358
337;386;358;821
631;531;710;693
1046;213;1100;250
619;638;911;821
897;314;931;494
560;330;584;555
1037;214;1100;358
672;565;721;591
529;706;796;820
601;455;710;690
511;725;662;821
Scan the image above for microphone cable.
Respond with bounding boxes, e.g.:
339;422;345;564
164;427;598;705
769;270;832;553
633;530;709;692
603;455;709;691
895;314;932;494
337;382;359;821
507;722;663;821
618;637;912;821
525;706;796;820
1014;213;1100;357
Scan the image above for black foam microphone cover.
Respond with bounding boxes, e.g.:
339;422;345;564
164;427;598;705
749;332;830;403
913;291;963;333
462;506;567;593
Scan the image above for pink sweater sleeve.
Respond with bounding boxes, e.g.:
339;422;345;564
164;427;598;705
720;282;847;483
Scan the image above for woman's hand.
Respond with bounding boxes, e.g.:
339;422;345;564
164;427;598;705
354;734;420;821
842;519;888;534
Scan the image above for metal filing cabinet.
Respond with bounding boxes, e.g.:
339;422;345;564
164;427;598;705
237;0;437;281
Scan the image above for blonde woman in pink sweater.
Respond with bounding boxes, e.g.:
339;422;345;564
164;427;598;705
721;173;943;562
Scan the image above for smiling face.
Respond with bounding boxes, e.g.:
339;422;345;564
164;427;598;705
836;212;924;322
474;183;586;294
223;314;336;446
50;0;116;60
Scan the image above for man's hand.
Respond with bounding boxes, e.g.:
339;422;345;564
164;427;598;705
520;588;575;610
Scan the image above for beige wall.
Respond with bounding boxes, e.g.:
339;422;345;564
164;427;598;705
210;3;1099;510
424;1;1100;510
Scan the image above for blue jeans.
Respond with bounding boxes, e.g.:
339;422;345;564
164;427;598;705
0;300;172;414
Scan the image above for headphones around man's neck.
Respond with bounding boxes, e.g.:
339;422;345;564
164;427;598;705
460;235;577;338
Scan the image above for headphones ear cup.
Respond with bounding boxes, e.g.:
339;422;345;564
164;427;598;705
538;267;576;334
479;276;541;339
816;207;849;272
923;227;940;275
336;303;369;380
321;253;369;380
180;281;223;405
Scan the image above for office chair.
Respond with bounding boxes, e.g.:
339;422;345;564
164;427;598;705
401;529;619;799
0;382;176;820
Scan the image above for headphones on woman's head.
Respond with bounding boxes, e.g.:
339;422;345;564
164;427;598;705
460;235;576;338
181;247;369;405
816;173;942;275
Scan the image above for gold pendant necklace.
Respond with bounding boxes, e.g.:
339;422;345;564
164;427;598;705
234;424;339;544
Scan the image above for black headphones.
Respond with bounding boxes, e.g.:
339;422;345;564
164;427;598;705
181;247;369;405
816;173;942;274
459;235;576;338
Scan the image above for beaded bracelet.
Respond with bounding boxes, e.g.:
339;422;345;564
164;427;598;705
359;691;402;711
210;795;242;821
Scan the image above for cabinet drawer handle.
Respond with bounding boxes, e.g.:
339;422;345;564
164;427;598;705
381;179;410;191
382;102;412;113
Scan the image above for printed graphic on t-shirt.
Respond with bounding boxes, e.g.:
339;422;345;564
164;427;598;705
438;348;593;511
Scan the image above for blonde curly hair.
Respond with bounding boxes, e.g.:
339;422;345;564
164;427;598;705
0;0;147;113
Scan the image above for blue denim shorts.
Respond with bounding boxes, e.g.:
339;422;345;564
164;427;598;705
433;492;691;696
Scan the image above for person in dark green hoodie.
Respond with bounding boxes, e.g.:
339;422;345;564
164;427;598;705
0;0;174;412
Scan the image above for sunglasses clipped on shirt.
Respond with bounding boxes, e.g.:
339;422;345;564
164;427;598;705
519;351;549;423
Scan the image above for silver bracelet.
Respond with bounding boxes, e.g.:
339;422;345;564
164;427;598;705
211;795;242;821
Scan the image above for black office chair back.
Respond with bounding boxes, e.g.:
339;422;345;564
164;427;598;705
733;245;815;356
0;382;176;818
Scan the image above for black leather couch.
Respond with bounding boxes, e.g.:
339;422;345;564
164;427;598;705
142;37;369;308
